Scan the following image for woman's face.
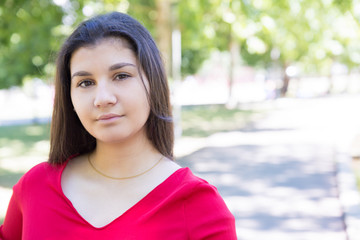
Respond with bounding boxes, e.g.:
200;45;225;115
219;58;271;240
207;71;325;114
70;38;150;144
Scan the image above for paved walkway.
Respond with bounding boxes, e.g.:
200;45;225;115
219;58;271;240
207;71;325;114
176;95;360;240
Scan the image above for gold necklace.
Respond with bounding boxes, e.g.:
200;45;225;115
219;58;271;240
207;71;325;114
87;154;163;180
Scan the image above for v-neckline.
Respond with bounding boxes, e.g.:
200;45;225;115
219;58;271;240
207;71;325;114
57;159;186;230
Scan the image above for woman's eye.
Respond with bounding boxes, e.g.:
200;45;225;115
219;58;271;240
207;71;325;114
78;80;94;88
115;73;130;80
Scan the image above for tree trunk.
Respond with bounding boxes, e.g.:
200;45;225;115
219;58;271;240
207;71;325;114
327;58;335;94
281;64;290;97
327;74;334;94
228;32;239;106
155;0;172;77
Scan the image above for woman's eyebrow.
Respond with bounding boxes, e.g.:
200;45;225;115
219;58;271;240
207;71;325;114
71;63;136;79
71;71;92;79
109;62;136;71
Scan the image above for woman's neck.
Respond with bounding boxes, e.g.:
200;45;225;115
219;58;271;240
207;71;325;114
91;133;161;178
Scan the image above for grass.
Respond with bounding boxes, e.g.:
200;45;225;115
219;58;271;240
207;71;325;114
0;123;50;188
0;123;50;157
181;104;257;137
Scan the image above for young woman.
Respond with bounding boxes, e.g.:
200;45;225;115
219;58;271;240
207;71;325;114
0;12;236;239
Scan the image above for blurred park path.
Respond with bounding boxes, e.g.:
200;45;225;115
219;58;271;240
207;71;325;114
177;94;360;240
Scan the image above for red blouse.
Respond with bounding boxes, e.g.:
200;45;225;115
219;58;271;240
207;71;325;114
0;161;236;239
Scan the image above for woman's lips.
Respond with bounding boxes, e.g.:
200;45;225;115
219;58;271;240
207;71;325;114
97;113;123;121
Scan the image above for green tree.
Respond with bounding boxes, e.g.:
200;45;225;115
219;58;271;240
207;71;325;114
0;0;64;88
233;0;360;96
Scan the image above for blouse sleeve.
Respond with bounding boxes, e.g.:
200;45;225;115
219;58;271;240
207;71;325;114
0;185;23;240
184;182;237;239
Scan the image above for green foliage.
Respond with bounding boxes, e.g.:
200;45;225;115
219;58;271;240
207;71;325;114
233;0;360;77
0;0;64;88
177;0;218;75
127;0;157;37
333;0;353;12
240;44;271;68
181;48;210;75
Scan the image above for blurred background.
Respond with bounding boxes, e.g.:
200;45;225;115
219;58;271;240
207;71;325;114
1;0;360;239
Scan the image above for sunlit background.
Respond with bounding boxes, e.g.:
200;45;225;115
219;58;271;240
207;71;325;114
1;0;360;239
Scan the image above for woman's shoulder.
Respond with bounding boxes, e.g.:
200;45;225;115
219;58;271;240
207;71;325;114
173;167;216;190
172;168;236;238
23;161;62;179
170;167;225;204
14;161;63;193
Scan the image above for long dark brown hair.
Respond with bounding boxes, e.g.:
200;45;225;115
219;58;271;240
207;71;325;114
49;12;173;165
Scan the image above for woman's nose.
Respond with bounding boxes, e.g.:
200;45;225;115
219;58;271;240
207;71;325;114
93;81;117;108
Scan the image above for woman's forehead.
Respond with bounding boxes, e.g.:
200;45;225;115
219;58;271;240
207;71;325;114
97;36;134;50
70;38;137;70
